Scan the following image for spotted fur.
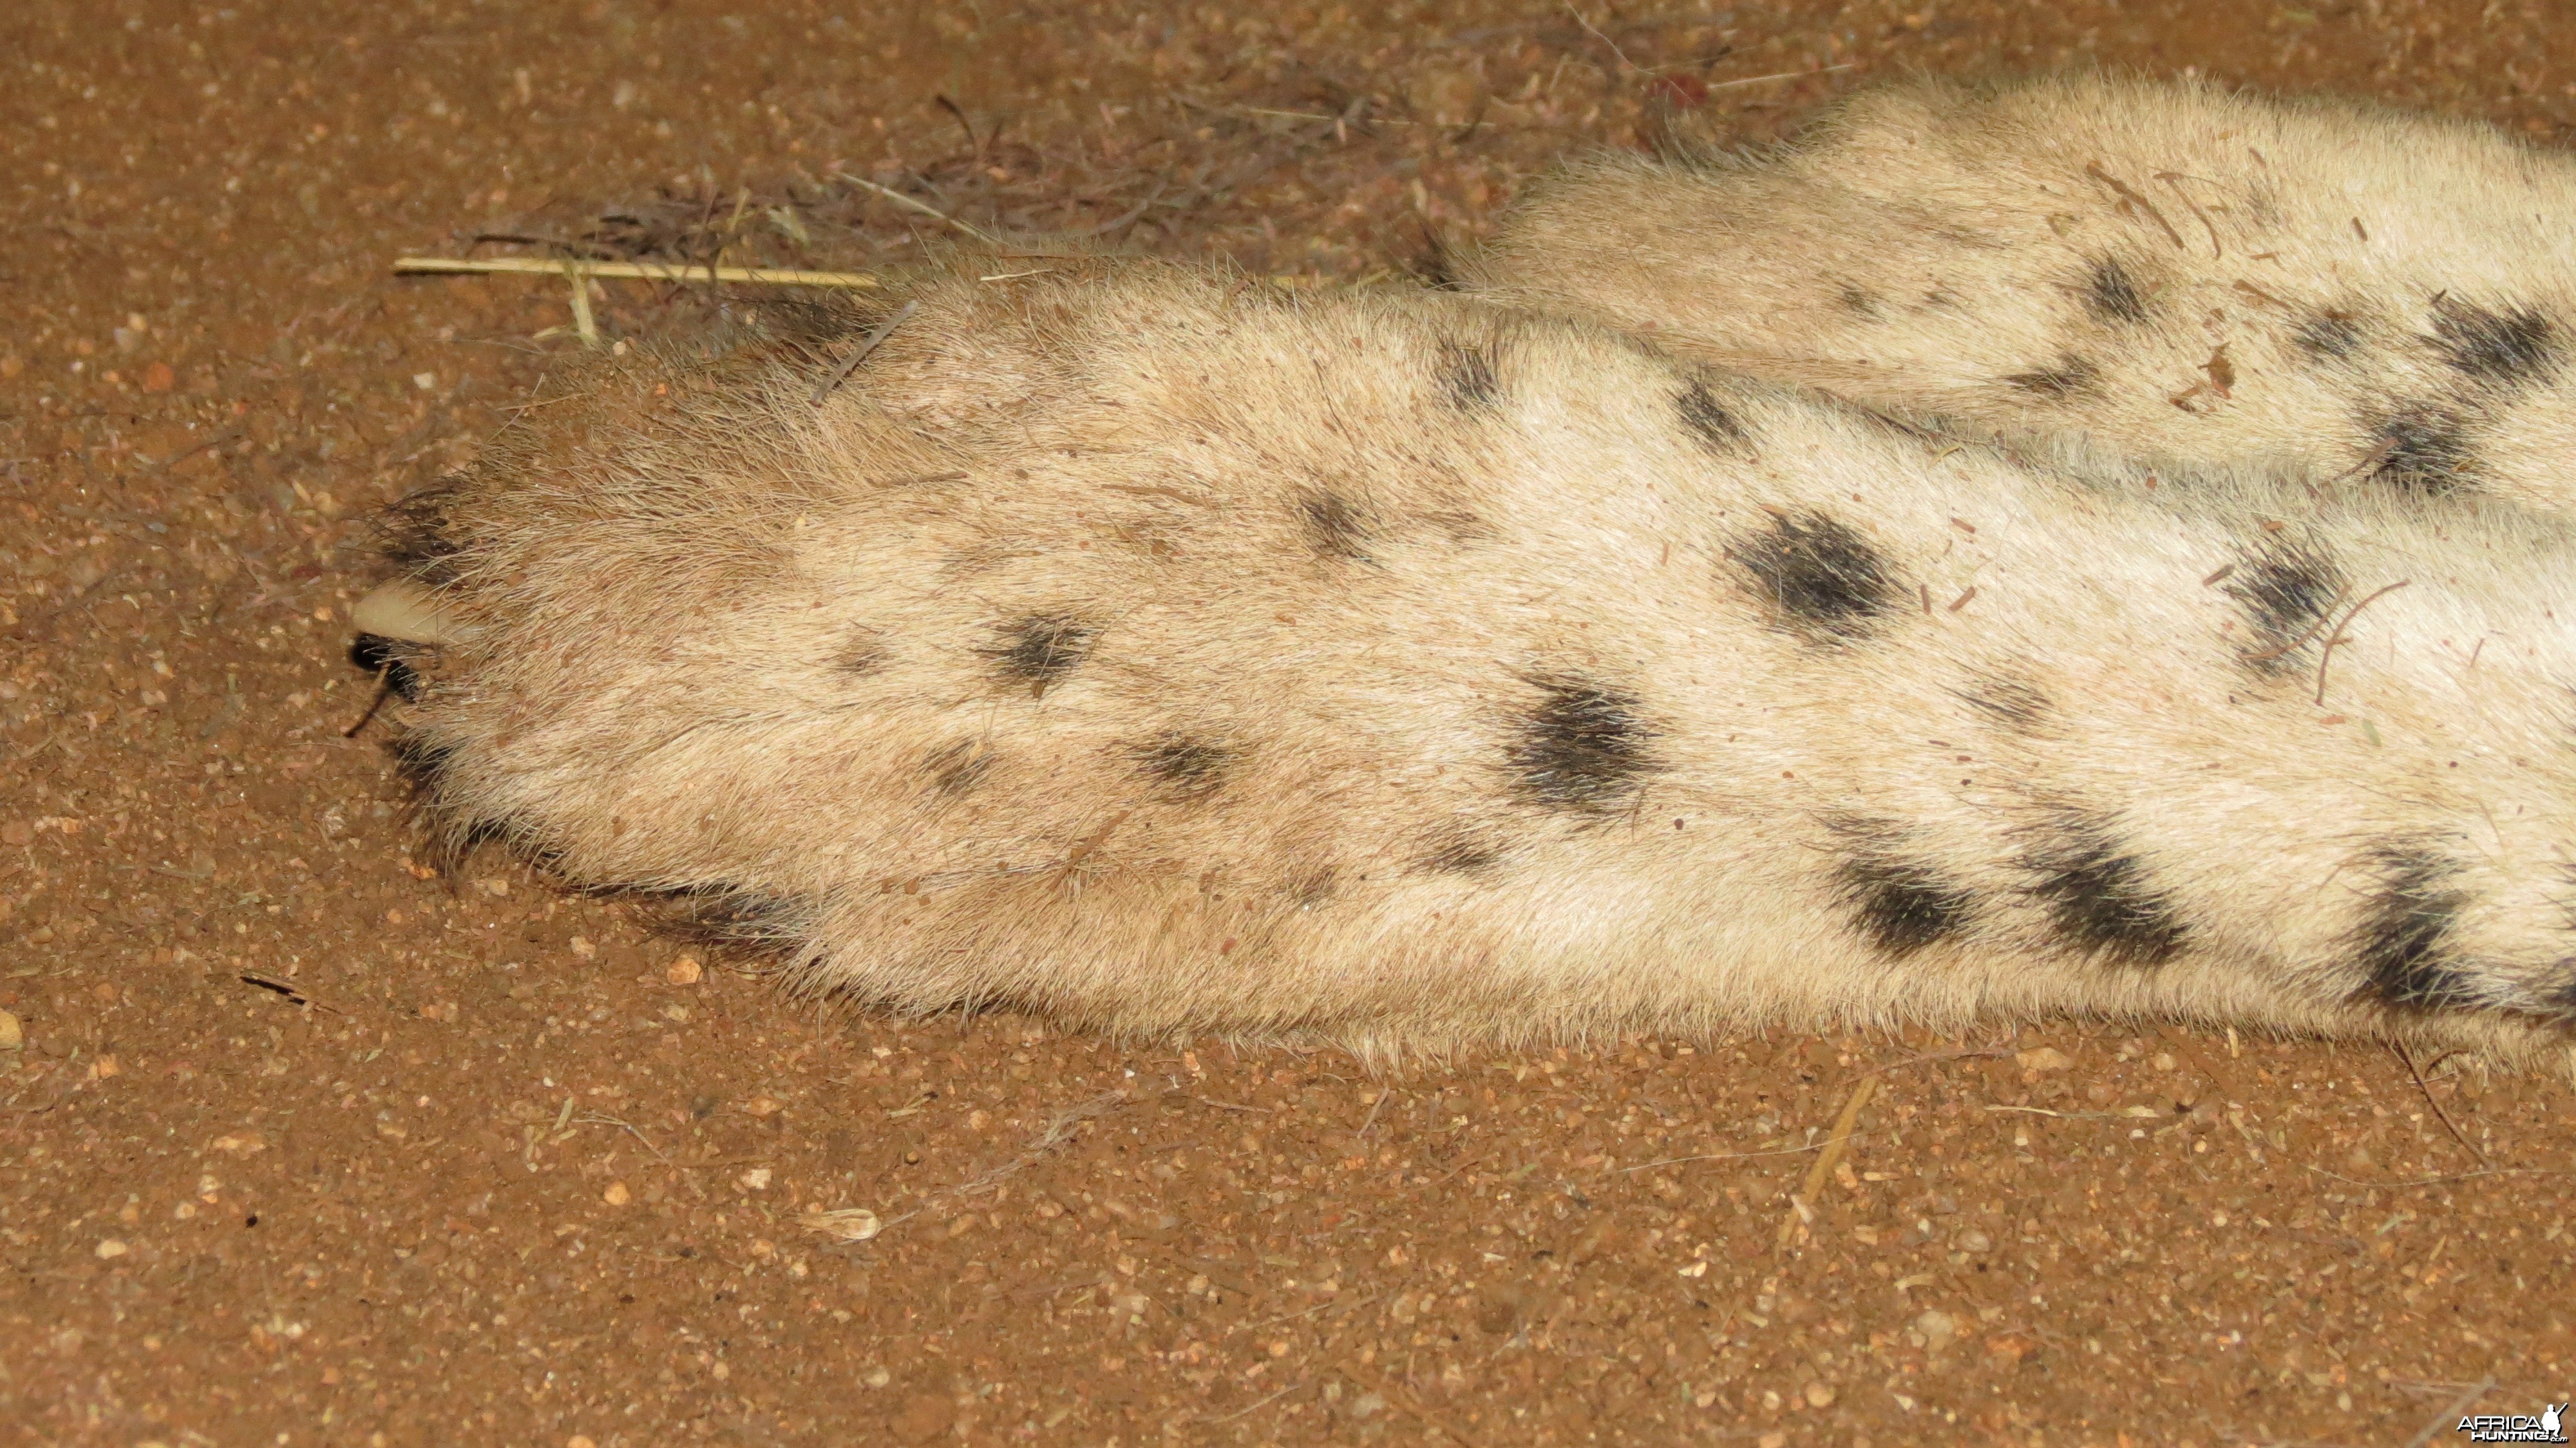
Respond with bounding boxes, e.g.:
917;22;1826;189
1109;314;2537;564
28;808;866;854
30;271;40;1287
361;260;2576;1065
1469;72;2576;517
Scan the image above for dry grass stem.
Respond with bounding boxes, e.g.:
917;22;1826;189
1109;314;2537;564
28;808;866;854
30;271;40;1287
835;175;1007;248
1776;1073;1879;1248
2396;1043;2488;1164
393;256;882;287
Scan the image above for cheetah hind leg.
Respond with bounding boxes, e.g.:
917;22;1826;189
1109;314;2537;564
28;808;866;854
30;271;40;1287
357;258;2576;1070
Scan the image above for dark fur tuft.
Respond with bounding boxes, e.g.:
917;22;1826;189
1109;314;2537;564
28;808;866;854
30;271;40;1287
1298;491;1372;562
2364;401;2476;494
2347;846;2479;1009
837;627;889;677
1509;677;1661;814
985;614;1098;686
2001;355;2099;399
926;739;996;796
650;886;814;959
1728;510;1902;643
1422;837;1503;875
1828;818;1980;957
2022;813;2188;967
1437;341;1502;412
2222;535;2345;675
1956;674;2051;732
1133;735;1232;797
2427;295;2559;386
2081;255;2150;325
2293;310;2362;361
1676;380;1755;458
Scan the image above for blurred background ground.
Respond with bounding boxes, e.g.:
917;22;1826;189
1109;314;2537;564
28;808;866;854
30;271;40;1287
1;1;2569;1443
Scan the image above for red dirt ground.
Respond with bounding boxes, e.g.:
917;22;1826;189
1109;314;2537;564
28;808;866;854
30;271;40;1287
3;1;2570;1444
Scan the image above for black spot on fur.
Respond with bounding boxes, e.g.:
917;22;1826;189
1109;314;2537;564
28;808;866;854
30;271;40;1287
2365;402;2476;494
2293;310;2362;361
2001;355;2099;399
1299;491;1371;562
837;628;888;677
926;739;996;795
2347;846;2479;1009
1423;837;1502;875
1437;341;1501;412
1676;381;1754;458
1133;735;1231;797
2222;536;2345;675
2427;295;2559;386
1828;819;1979;957
1509;677;1660;814
1839;287;1882;319
2023;814;2188;967
2081;255;2150;325
349;634;422;702
985;614;1097;686
1957;674;2050;732
1728;511;1901;643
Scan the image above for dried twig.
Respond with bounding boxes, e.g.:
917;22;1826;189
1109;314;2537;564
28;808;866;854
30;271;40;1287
809;300;918;405
341;665;395;738
2395;1043;2486;1165
838;174;1006;247
1707;62;1857;90
1563;1;1638;73
1776;1074;1877;1247
871;1089;1130;1239
2405;1377;2494;1448
575;1110;674;1165
393;255;880;287
2155;1024;2234;1101
2084;162;2186;251
2155;171;2225;258
2313;579;2411;706
238;973;341;1014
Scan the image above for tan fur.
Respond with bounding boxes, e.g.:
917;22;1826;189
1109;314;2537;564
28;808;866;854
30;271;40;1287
369;260;2576;1065
1469;73;2576;515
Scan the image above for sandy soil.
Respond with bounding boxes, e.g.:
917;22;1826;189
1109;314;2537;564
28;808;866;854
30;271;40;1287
3;1;2570;1443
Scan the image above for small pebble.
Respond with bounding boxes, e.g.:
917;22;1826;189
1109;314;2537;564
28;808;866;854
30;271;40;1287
1915;1308;1958;1348
737;1167;773;1191
665;957;703;986
567;1437;597;1448
1803;1382;1835;1409
0;1010;21;1051
862;1365;893;1389
2015;1046;2073;1072
602;1181;632;1207
95;1240;129;1259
